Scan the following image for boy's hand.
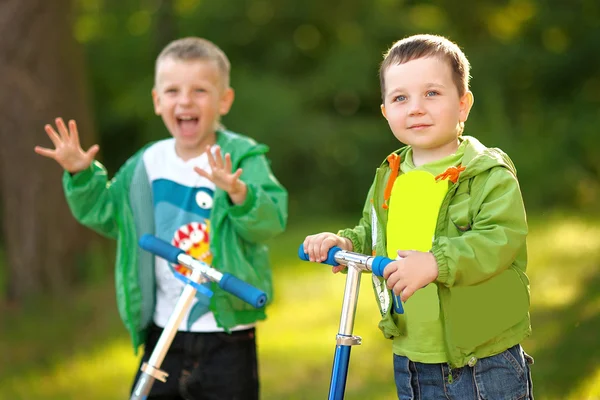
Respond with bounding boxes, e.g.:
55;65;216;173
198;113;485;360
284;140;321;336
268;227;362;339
383;250;439;302
302;232;353;273
34;118;99;174
194;145;247;205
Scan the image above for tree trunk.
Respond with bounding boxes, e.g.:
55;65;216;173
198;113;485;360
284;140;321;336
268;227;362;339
155;0;177;55
0;0;98;302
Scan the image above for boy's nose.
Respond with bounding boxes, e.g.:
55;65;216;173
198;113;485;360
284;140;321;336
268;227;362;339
178;93;193;105
408;99;425;116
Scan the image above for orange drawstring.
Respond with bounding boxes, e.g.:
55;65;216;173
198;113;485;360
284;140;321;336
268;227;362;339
379;156;464;209
435;165;466;184
382;153;401;209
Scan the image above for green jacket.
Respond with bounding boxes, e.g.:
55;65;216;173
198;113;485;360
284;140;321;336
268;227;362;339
339;136;531;368
63;130;288;353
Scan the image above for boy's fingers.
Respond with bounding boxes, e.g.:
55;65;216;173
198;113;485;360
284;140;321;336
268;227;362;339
320;235;337;261
307;235;319;260
213;146;223;168
44;124;62;147
302;236;313;255
332;265;345;274
392;281;408;297
232;168;243;180
400;286;416;302
311;235;327;262
302;233;339;263
194;166;211;180
383;263;397;280
308;242;318;262
55;118;69;140
397;250;411;258
319;237;330;257
206;145;217;169
224;153;232;172
303;237;313;259
69;120;80;147
386;277;395;290
383;268;391;280
85;144;100;160
386;270;402;290
34;146;56;158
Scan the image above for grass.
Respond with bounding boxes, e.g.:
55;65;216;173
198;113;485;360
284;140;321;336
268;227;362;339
1;213;600;399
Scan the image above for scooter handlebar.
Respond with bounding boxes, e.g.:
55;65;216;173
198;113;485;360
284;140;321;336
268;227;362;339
297;244;341;266
219;274;267;309
297;244;395;277
298;243;404;314
370;256;393;277
139;234;268;309
139;234;184;264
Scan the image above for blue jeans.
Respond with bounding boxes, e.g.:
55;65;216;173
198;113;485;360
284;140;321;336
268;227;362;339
393;345;534;400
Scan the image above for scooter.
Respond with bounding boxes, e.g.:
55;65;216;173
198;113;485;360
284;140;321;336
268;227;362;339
298;245;403;400
130;234;267;400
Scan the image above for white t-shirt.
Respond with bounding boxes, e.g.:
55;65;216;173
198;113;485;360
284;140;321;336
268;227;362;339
143;139;254;332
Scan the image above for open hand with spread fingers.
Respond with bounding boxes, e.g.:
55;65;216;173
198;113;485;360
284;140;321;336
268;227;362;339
194;145;247;205
34;117;99;174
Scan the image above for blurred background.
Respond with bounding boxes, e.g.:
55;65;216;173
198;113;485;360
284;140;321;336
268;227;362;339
1;0;599;398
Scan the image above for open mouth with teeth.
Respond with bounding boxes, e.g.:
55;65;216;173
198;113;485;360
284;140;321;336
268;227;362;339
177;115;199;136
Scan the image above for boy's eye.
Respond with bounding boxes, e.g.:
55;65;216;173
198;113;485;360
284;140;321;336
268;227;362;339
426;90;439;97
195;88;207;93
393;95;407;102
165;88;177;94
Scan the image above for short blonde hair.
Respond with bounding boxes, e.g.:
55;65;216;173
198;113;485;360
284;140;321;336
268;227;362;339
155;37;231;88
379;34;470;101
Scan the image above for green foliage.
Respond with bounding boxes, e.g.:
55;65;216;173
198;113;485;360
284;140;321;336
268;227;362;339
73;0;600;216
0;247;5;298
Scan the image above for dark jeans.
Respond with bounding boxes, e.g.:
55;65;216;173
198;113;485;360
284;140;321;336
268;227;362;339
393;344;534;400
131;323;259;400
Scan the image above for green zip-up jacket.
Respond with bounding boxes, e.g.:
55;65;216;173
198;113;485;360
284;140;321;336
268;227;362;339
339;136;531;368
63;129;288;353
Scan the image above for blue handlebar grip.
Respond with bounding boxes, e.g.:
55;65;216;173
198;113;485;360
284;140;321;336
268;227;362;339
371;256;404;314
219;274;267;308
139;234;184;264
371;256;393;277
297;244;341;266
297;244;310;261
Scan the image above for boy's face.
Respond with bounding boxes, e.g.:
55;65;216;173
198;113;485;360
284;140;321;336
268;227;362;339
152;58;234;159
380;56;473;161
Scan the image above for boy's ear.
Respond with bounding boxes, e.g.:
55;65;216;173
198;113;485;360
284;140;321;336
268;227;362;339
152;89;161;115
380;104;388;119
459;91;474;123
219;87;235;116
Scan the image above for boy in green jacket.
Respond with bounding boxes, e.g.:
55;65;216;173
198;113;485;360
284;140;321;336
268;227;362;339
35;37;287;400
303;34;533;399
